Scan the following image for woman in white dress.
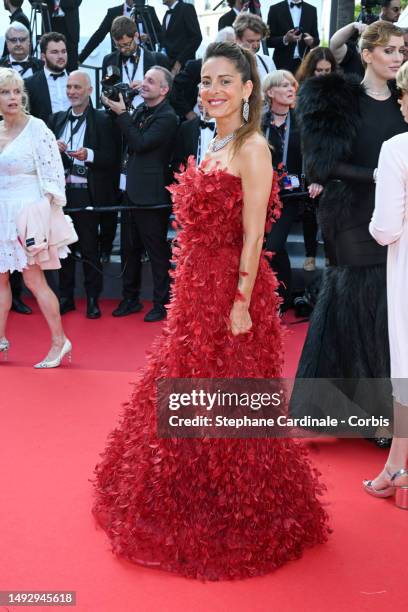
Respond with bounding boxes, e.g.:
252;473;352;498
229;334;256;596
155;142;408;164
0;68;75;368
365;60;408;509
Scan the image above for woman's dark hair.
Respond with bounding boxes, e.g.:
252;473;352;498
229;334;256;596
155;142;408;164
295;47;337;83
203;41;262;154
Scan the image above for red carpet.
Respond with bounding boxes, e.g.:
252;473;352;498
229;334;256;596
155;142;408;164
1;300;407;611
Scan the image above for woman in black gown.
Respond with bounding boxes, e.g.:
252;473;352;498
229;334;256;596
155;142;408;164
292;21;408;440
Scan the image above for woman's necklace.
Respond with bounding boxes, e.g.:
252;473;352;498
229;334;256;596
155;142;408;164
208;129;236;153
364;85;390;97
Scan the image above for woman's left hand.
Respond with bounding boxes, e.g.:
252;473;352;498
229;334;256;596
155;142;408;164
308;183;323;199
230;301;252;336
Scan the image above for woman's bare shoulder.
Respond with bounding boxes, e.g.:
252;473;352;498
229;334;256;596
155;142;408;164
235;133;272;172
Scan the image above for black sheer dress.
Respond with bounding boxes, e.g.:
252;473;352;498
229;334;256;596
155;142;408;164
292;87;408;429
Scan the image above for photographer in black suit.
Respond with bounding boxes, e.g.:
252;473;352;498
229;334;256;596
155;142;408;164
267;0;319;73
79;1;162;63
172;92;215;170
102;16;169;109
103;66;178;322
160;0;202;74
48;71;120;318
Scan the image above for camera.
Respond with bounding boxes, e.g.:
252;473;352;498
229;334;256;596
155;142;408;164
101;67;139;109
358;0;380;25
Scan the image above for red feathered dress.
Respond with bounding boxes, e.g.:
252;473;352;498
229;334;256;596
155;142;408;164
93;162;329;580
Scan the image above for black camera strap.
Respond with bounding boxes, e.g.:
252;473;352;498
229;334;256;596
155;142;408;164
122;46;141;83
63;107;89;151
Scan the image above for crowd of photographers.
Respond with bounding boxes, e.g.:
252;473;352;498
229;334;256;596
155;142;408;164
1;0;406;320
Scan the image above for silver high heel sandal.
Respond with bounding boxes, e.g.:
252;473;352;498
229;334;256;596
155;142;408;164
363;467;408;509
34;338;72;369
0;337;10;361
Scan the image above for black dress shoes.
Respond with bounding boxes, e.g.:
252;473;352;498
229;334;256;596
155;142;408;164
112;298;144;317
144;305;167;323
87;297;101;319
11;296;32;315
59;297;76;315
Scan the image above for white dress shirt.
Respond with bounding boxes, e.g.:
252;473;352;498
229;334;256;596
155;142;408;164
8;55;33;78
61;109;94;184
44;67;70;114
256;53;277;83
165;1;179;29
197;117;216;165
288;0;302;60
122;47;144;109
53;1;65;17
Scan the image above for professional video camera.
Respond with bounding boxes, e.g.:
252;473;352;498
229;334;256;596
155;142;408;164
357;0;381;25
101;67;139;109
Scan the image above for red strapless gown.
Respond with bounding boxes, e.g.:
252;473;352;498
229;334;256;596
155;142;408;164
93;162;329;580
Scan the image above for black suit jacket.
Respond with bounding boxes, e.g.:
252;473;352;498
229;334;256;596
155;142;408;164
160;0;202;67
266;1;319;69
171;116;200;171
25;69;54;123
78;4;162;63
48;105;120;205
3;9;32;57
44;0;82;43
115;99;178;207
0;55;43;77
102;47;170;80
218;9;238;31
171;57;201;118
262;109;302;182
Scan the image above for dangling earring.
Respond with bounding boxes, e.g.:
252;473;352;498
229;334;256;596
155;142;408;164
242;99;249;122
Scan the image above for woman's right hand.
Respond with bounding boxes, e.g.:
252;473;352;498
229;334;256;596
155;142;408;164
308;183;323;199
230;301;252;336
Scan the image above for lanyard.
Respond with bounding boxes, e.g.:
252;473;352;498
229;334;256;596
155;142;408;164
122;47;141;83
265;112;291;168
64;110;88;150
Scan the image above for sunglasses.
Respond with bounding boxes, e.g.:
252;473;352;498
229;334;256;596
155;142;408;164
6;37;28;44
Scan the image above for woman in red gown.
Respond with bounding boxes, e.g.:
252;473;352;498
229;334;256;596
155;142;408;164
93;42;329;580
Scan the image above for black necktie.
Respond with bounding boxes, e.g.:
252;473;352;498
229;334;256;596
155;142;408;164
69;113;82;124
200;120;215;131
290;1;302;7
50;72;65;80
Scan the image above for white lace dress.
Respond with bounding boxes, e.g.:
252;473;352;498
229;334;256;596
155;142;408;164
0;116;69;273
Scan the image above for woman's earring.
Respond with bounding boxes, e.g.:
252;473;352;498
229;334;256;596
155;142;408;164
242;99;249;122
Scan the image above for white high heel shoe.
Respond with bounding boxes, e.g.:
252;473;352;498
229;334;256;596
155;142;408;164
34;338;72;369
0;337;10;361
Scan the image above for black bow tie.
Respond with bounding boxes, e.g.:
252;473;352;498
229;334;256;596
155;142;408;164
200;119;215;131
50;72;65;80
122;54;136;64
69;113;82;123
290;1;302;7
11;61;29;68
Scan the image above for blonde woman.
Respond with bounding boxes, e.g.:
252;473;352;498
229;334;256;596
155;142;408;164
366;60;408;509
0;68;75;367
261;69;323;310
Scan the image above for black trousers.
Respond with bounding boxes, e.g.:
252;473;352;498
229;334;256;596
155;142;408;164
59;188;102;299
266;201;300;308
10;271;23;298
52;17;79;72
121;202;171;306
302;206;318;258
99;212;118;255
